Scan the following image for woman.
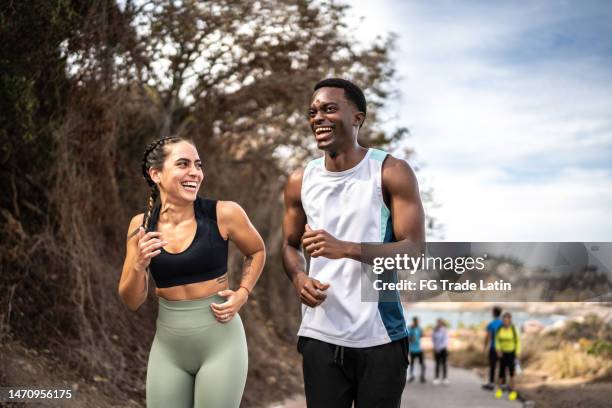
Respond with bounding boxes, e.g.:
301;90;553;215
495;312;521;401
432;318;449;385
118;136;265;408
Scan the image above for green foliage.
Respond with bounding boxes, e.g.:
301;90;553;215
587;340;612;358
562;314;610;342
1;1;411;406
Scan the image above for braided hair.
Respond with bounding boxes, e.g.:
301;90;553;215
140;136;190;232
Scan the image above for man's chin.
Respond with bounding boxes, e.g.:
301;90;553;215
316;139;335;151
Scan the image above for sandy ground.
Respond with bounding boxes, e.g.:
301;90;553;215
515;372;612;408
1;340;141;407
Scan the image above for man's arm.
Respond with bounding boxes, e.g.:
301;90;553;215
301;155;425;261
484;329;491;352
381;155;425;245
282;168;329;307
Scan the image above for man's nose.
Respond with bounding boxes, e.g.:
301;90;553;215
313;109;325;124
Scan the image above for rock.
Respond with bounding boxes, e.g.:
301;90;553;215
522;319;544;334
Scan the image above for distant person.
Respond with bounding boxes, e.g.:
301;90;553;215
495;312;521;401
408;317;425;383
432;318;449;385
118;136;266;408
482;305;503;390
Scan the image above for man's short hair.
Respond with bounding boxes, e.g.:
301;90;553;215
493;306;502;318
313;78;367;115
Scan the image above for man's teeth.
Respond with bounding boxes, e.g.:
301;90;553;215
315;127;333;134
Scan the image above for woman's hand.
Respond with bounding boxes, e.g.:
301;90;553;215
210;288;248;323
135;227;167;271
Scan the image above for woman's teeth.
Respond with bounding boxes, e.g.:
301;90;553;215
181;182;197;191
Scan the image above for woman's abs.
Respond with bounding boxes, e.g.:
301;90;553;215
155;273;228;300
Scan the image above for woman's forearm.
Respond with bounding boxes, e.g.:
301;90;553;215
238;248;265;293
118;263;148;311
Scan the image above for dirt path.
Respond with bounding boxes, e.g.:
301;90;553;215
403;359;525;407
273;359;528;408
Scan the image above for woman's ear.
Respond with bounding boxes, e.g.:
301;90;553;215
149;167;161;184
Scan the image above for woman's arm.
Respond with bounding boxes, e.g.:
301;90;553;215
211;201;265;322
118;213;166;311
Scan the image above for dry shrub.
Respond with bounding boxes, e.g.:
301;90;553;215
533;344;612;379
1;1;415;406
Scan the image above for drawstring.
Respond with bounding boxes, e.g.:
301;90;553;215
333;345;345;366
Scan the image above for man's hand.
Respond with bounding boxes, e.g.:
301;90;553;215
293;272;330;307
302;224;354;259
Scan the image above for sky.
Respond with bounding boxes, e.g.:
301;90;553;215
345;0;612;241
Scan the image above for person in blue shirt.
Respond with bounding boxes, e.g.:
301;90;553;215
482;306;503;390
408;317;425;383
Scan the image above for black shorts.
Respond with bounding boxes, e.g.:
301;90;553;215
298;336;409;408
499;351;516;378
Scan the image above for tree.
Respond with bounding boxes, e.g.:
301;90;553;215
1;1;416;406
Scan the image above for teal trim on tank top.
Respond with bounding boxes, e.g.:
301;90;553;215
309;157;324;167
377;191;408;342
369;148;388;162
380;205;391;242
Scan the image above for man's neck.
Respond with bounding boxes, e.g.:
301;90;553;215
324;144;368;172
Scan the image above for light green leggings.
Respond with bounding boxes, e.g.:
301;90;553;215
146;295;248;408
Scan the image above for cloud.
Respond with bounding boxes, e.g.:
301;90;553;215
346;0;612;241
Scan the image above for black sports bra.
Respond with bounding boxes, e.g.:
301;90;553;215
147;197;228;288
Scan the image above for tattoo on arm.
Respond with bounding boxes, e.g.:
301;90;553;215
241;255;254;283
216;275;228;284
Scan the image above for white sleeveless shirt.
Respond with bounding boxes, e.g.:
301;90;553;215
298;148;408;348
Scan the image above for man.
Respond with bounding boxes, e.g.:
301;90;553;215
408;317;425;383
282;78;425;407
482;306;503;390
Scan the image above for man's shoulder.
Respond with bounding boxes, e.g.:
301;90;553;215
380;153;412;173
287;156;325;183
488;320;502;329
288;167;305;183
284;168;305;202
380;153;418;189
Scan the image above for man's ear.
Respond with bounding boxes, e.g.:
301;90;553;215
354;112;366;127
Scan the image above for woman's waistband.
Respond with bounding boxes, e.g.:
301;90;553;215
156;294;226;328
158;294;225;310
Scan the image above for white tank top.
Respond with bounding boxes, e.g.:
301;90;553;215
298;148;408;348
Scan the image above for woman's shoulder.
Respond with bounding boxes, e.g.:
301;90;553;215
126;213;144;239
129;213;144;227
215;200;247;219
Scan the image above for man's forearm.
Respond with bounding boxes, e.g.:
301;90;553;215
342;241;362;261
282;244;308;287
347;239;425;265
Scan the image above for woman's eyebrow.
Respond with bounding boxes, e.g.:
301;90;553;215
174;158;202;163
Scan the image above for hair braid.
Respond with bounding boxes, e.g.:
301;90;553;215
140;136;182;231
